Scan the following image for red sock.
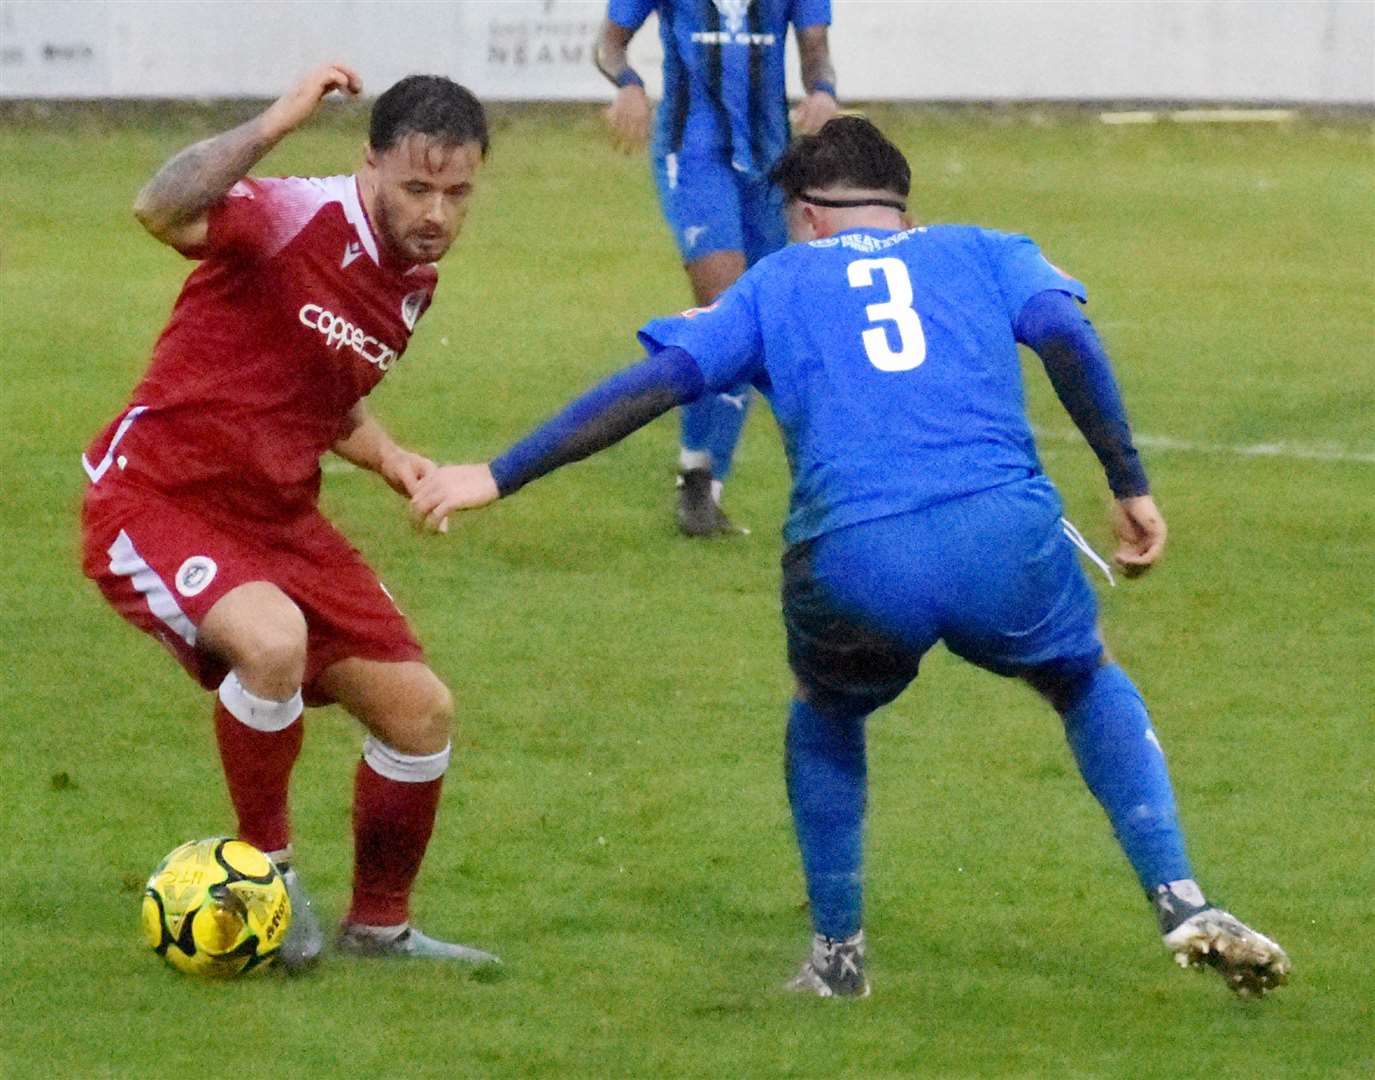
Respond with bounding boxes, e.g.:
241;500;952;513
348;757;444;926
213;699;303;854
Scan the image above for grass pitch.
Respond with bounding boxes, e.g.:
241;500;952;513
1;103;1372;1079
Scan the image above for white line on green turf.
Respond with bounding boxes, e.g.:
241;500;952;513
1100;109;1297;125
321;434;1374;479
1035;428;1375;464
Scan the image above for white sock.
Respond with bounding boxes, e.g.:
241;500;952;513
679;448;712;473
218;671;302;732
345;921;408;939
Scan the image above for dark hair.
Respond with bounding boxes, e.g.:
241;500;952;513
369;75;489;157
770;116;910;201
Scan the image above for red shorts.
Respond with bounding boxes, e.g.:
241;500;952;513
81;478;424;704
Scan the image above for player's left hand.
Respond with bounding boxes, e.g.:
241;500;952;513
380;449;437;498
1111;494;1167;577
409;463;500;534
792;90;840;135
261;62;363;141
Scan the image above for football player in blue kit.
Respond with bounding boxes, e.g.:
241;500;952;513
595;0;839;535
411;117;1291;1000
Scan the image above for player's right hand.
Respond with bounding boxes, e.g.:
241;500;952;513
409;463;500;534
262;62;363;140
792;90;840;135
1111;494;1167;577
605;85;651;153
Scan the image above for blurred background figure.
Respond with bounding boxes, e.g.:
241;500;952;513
595;0;840;536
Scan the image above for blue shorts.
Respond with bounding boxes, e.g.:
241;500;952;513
652;152;787;266
782;478;1104;715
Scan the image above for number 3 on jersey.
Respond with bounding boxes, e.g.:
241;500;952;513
847;257;927;372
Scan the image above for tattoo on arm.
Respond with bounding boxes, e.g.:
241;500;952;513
797;26;836;93
133;115;276;235
595;20;636;83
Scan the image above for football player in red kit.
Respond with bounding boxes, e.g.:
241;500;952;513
80;63;498;968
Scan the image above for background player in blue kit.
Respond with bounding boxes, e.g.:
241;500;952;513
411;118;1291;1000
595;0;839;535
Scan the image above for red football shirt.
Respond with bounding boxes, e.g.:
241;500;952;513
83;175;437;522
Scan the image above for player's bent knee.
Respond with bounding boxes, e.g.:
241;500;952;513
202;582;307;691
423;678;455;745
375;671;453;756
235;624;308;689
1023;653;1108;716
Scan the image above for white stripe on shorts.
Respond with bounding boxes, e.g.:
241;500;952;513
107;529;198;646
1061;517;1117;587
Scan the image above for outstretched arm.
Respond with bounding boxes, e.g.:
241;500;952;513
1015;289;1166;575
409;347;705;532
595;19;651;153
133;62;362;253
793;24;839;135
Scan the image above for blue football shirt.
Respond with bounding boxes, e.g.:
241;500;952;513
608;0;831;175
638;225;1088;544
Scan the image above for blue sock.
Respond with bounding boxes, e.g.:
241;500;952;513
680;383;751;481
785;697;867;939
1061;663;1193;892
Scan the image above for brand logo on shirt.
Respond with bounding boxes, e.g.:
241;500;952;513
299;303;398;371
341;240;365;269
693;1;774;47
400;290;428;331
683;225;708;251
175;556;218;598
711;0;752;35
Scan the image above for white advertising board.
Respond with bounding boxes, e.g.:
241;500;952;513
1;0;1371;103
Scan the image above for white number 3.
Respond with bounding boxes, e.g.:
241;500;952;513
846;257;927;372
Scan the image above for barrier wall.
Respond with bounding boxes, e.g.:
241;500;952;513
1;0;1372;103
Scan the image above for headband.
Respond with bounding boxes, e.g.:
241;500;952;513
798;193;907;212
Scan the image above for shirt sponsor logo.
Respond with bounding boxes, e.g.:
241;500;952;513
175;556;218;598
299;303;399;371
690;29;775;46
810;229;919;254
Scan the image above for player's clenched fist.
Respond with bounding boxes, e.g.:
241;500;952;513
1111;494;1167;577
380;449;438;498
262;62;363;140
410;463;500;533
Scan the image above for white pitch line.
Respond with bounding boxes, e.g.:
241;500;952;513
1035;428;1375;465
319;434;1375;478
1099;108;1296;125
